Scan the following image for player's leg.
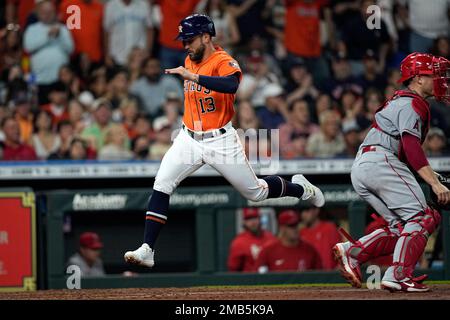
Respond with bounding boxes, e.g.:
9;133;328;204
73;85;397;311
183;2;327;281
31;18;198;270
334;154;402;287
124;129;204;267
204;130;324;205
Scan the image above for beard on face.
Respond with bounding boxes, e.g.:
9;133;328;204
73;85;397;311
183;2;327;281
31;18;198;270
145;73;161;83
189;42;206;62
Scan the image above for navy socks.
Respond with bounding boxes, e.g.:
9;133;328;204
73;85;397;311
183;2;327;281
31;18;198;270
144;190;170;248
263;176;304;198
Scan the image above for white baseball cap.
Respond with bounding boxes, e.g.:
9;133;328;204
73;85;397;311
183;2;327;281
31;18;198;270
262;83;284;101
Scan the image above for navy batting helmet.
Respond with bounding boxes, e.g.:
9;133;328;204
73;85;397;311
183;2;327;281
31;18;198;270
175;14;216;41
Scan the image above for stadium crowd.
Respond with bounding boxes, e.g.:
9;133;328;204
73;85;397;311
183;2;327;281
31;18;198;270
1;0;450;161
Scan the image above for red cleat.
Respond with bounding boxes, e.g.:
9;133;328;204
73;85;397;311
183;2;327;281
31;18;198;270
333;243;362;288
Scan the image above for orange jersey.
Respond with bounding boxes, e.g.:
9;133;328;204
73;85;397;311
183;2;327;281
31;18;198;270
284;0;328;57
183;47;242;131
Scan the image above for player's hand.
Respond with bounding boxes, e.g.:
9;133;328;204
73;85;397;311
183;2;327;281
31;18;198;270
431;182;450;205
165;66;197;82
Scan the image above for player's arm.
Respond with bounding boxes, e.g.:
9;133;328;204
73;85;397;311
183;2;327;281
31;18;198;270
401;133;450;204
165;66;240;94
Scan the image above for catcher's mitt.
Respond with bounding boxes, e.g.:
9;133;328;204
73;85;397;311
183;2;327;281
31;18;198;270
430;172;450;210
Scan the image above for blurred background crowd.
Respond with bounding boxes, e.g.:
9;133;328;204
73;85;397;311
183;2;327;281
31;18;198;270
1;0;450;162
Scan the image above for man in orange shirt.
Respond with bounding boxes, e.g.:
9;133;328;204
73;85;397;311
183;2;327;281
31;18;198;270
227;208;276;272
299;206;341;270
59;0;104;64
255;210;322;272
284;0;332;83
157;0;201;70
124;14;325;269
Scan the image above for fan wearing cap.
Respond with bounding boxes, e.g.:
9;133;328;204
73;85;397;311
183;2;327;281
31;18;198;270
227;208;276;272
40;81;70;127
66;232;105;277
254;210;322;273
334;52;450;292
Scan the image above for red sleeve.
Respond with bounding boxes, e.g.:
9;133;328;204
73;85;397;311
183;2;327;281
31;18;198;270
253;244;269;272
312;247;323;270
401;132;429;171
227;239;244;271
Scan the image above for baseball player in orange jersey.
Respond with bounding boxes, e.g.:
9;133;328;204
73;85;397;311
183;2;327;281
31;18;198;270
124;14;325;269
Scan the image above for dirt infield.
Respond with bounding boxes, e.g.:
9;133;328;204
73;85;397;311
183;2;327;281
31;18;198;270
2;284;450;300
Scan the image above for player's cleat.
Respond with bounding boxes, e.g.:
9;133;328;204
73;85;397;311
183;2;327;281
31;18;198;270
412;273;428;283
381;279;430;293
333;242;362;288
291;174;325;207
124;243;155;268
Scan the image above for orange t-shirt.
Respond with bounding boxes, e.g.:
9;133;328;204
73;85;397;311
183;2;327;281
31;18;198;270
284;0;328;58
158;0;201;50
59;0;104;62
183;47;242;131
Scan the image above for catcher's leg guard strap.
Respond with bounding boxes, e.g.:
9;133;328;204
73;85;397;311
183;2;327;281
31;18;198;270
348;227;399;264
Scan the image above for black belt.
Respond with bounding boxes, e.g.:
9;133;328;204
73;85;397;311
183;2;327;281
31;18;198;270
183;124;227;140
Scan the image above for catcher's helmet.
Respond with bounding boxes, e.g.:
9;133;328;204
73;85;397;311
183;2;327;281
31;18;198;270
175;14;216;41
398;52;450;104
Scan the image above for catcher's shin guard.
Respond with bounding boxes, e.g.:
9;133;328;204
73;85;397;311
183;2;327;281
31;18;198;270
347;227;399;264
392;207;441;280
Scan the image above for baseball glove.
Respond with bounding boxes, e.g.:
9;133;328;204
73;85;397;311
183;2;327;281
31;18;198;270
429;172;450;210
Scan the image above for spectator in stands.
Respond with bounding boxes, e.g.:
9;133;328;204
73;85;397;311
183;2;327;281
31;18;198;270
47;120;74;160
255;210;322;272
131;135;150;160
41;81;69;126
227;208;276;272
384;84;396;100
50;137;91;160
201;0;240;54
423;127;448;157
148;119;172;160
329;0;359;36
299;206;341;270
338;120;361;158
431;36;450;60
134;114;155;142
67;232;105;277
237;50;281;109
398;0;450;53
58;65;81;100
279;99;320;159
5;0;56;30
312;93;333;124
153;96;183;133
256;83;289;130
0;21;22;76
158;0;201;70
386;68;402;90
59;0;104;67
104;67;138;112
120;98;140;140
321;51;363;101
130;57;183;118
31;110;61;160
340;88;364;124
98;124;133;160
234;100;260;131
88;68;108;99
23;0;74;105
103;0;154;67
356;88;383;133
356;49;387;92
227;0;269;47
285;62;320;107
127;47;148;84
339;0;391;75
306;110;345;158
68;99;90;135
0;116;37;161
283;0;332;84
81;98;113;152
12;91;33;144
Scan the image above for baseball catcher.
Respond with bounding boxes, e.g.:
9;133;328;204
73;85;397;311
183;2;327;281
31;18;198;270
334;52;450;292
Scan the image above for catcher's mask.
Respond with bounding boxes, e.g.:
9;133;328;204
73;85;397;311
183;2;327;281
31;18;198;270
398;52;450;104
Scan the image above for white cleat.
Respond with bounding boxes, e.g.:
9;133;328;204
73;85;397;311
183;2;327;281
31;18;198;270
292;174;325;207
124;243;155;268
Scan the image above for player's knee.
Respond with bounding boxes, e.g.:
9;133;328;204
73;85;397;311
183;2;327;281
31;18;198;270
153;180;176;196
241;189;267;202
